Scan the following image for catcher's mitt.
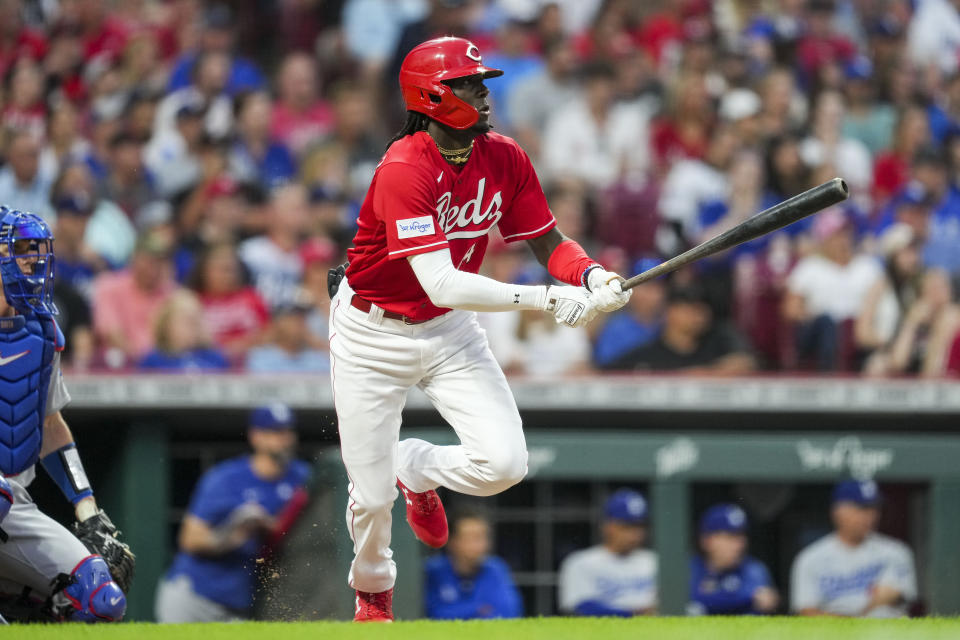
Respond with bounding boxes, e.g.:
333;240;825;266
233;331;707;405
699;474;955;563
72;510;135;593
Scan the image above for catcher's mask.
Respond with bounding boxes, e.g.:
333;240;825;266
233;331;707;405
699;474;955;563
0;207;57;317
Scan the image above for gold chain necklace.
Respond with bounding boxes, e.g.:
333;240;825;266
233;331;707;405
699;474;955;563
436;140;474;165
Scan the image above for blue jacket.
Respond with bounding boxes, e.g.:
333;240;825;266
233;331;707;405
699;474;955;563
689;555;775;615
424;554;522;620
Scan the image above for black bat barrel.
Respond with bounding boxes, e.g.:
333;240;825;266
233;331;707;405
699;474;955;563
621;178;849;291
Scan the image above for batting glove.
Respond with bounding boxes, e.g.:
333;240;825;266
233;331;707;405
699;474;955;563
587;267;632;313
543;285;598;328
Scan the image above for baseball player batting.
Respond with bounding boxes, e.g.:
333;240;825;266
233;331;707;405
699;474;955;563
0;208;133;623
328;36;632;621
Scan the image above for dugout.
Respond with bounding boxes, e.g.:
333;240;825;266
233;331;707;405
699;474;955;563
36;374;960;621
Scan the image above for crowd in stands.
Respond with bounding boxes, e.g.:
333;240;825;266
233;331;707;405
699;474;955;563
3;0;960;376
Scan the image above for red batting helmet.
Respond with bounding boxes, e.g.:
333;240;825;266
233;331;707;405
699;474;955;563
399;36;503;130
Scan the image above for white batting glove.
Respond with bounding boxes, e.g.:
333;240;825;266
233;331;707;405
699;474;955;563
587;267;632;313
543;285;598;328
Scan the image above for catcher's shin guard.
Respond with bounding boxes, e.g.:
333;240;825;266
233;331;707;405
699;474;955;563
57;555;126;622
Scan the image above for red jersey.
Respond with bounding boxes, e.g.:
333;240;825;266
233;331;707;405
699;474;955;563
346;131;555;321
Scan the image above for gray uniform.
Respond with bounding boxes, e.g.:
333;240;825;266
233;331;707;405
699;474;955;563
0;354;91;602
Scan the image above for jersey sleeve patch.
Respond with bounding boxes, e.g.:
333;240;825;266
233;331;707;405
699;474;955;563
396;216;436;239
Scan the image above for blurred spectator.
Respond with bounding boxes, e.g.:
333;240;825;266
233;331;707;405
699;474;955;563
300;82;383;207
100;131;155;218
227;90;296;191
796;0;856;84
3;58;46;139
757;67;807;140
718;88;763;150
0;129;53;221
906;0;960;75
783;209;881;371
167;4;265;95
506;36;578;160
155;403;309;622
388;0;474;89
190;242;270;362
658;126;739;255
605;284;755;374
790;480;917;617
92;229;178;367
70;0;130;61
593;257;666;369
53;160;136;268
841;56;896;155
39;100;94;179
145;97;206;198
155;50;234;139
856;224;923;366
238;183;308;310
245;302;329;373
688;504;779;616
424;509;523;620
873;269;960;377
542;61;651;190
650;71;713;169
0;0;47;78
50;181;106;299
299;235;337;349
558;489;657;617
799;90;872;206
342;0;428;78
872;104;930;204
139;290;230;372
482;19;543;132
270;53;334;158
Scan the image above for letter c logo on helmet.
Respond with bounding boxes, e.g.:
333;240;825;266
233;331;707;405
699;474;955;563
398;36;503;130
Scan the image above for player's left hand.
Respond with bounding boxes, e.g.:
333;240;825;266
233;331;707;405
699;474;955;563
72;509;136;594
587;268;631;313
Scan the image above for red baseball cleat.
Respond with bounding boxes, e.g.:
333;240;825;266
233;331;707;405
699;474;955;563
354;588;393;622
397;479;448;548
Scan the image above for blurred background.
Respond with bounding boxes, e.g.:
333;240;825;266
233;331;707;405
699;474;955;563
4;0;960;623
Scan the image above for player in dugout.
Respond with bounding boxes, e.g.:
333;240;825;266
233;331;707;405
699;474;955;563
688;503;779;616
424;508;522;620
790;480;917;617
155;403;310;622
327;36;632;621
558;489;658;617
0;208;133;623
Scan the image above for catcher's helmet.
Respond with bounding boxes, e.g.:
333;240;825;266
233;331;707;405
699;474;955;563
0;206;57;316
399;36;503;130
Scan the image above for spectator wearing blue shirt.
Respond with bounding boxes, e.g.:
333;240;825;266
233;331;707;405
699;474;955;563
138;290;231;372
166;5;265;96
425;510;522;620
227;91;297;191
688;504;779;616
594;258;665;368
155;403;311;622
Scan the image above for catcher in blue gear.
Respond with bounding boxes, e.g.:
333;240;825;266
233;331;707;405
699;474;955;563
0;207;133;623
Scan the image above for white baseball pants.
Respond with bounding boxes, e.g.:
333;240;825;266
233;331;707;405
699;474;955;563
329;278;528;593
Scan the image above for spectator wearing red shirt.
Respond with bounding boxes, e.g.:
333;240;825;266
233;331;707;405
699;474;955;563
0;0;47;78
651;70;714;169
795;0;856;86
190;242;270;362
873;104;931;205
2;58;46;140
270;53;334;158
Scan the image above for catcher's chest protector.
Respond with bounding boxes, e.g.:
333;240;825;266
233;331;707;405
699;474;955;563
0;315;57;475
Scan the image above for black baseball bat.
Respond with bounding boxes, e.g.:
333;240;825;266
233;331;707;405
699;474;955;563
620;177;849;291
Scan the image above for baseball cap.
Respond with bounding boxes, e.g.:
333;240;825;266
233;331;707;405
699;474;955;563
812;207;851;242
667;283;708;305
700;504;748;534
844;56;873;81
832;480;882;507
604;489;648;524
632;256;662;279
896;181;936;209
249;402;296;431
719;89;761;122
300;236;337;267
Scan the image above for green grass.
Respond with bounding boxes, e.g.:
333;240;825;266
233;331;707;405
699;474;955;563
4;618;960;640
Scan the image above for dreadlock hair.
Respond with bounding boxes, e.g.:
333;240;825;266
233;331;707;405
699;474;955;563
386;111;431;151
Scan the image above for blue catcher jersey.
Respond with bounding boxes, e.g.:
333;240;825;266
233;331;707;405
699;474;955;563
0;314;64;476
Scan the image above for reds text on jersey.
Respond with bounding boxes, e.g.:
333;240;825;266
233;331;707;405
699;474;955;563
346;131;556;321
